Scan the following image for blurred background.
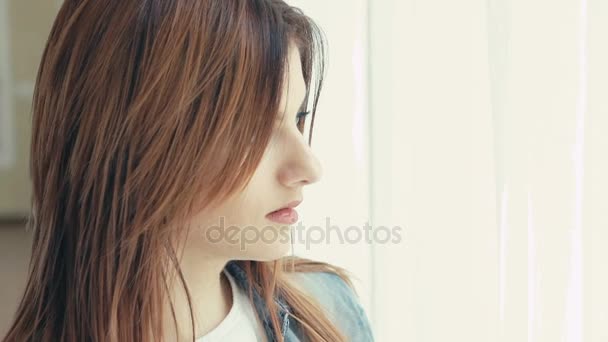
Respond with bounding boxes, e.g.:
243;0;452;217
2;0;608;341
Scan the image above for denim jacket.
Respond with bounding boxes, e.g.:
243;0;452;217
224;261;375;342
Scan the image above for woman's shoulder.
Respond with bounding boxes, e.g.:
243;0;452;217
284;269;375;341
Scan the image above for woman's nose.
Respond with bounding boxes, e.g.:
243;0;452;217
278;137;323;187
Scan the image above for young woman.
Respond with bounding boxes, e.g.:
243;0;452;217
2;1;374;341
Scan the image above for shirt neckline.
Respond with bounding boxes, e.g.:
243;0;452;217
224;261;292;340
195;270;242;341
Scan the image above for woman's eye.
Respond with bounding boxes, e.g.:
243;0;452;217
295;111;310;132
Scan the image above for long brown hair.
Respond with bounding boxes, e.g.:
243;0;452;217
2;0;354;341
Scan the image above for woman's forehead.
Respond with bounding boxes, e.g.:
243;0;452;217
279;46;307;114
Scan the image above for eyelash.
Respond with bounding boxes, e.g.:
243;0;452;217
295;111;310;132
296;111;310;123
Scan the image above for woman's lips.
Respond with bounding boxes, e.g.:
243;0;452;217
266;207;299;224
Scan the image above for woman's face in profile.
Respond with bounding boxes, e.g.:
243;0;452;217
183;44;323;261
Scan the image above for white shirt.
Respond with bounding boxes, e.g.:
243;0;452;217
196;270;267;342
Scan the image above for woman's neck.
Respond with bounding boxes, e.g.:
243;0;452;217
162;249;233;341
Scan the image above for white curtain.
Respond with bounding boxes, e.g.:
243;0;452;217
288;0;607;341
367;0;608;341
